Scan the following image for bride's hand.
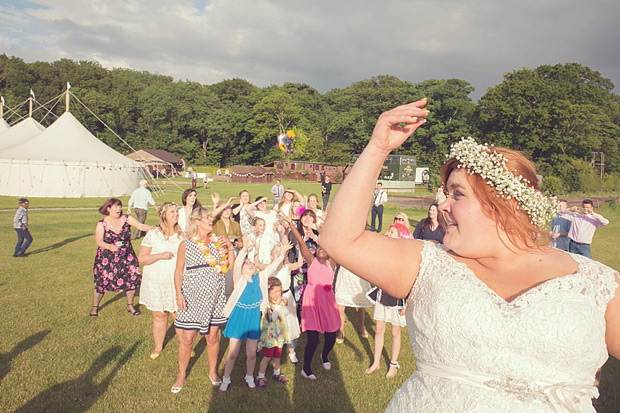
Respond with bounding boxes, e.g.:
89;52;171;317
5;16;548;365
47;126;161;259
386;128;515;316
368;98;429;154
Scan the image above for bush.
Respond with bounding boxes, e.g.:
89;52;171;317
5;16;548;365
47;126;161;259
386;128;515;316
541;176;564;195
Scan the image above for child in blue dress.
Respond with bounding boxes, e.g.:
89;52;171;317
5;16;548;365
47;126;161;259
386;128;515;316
220;236;292;392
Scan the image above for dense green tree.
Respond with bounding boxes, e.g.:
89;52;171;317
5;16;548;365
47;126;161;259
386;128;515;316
474;63;620;179
1;54;618;191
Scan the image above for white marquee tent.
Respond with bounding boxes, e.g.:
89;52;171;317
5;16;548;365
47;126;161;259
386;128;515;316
0;118;9;134
0;117;45;151
0;111;144;197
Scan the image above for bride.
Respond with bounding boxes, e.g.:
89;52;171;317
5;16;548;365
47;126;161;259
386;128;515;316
320;99;619;412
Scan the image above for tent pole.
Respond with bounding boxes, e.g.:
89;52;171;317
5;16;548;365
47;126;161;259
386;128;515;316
65;82;71;113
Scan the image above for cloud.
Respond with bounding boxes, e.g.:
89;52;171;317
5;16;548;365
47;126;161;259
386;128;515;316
0;0;618;99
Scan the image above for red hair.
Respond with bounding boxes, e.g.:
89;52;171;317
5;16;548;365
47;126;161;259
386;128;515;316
441;146;546;250
388;223;412;239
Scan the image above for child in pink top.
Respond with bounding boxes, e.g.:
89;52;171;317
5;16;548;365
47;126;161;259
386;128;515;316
281;213;339;380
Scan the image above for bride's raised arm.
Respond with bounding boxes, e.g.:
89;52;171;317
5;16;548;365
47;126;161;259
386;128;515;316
319;99;429;299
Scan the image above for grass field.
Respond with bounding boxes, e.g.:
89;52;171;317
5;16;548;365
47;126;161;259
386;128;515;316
0;184;618;412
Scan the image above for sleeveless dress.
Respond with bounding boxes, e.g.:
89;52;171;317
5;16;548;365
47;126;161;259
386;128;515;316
258;301;291;350
138;229;183;312
174;239;227;335
335;266;372;308
92;215;141;293
386;241;619;413
223;273;262;340
300;259;340;333
273;266;301;341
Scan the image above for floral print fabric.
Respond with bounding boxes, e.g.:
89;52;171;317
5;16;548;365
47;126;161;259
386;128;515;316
92;215;141;293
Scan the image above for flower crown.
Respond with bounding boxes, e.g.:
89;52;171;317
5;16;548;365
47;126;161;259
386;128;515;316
158;202;178;217
447;137;558;228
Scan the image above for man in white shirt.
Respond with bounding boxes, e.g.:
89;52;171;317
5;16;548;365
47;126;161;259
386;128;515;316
559;199;609;258
370;182;387;232
127;179;157;239
271;180;284;206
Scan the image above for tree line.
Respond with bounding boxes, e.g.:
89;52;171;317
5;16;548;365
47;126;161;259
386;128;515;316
0;54;619;192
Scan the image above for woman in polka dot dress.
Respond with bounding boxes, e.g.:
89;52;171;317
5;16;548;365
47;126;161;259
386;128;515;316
170;206;235;393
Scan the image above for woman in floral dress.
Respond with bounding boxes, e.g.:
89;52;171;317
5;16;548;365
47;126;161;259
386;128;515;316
171;206;235;393
90;198;154;317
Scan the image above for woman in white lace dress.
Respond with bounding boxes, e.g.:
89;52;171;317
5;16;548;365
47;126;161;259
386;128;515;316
138;202;183;359
321;99;620;412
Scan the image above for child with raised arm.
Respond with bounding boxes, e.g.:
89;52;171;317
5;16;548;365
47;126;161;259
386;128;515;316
280;213;340;380
256;276;291;387
219;236;292;392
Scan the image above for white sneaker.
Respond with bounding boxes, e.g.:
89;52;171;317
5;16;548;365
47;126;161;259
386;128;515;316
245;375;256;389
219;377;231;393
288;352;299;364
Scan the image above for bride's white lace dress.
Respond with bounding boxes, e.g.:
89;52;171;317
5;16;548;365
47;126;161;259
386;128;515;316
386;242;618;412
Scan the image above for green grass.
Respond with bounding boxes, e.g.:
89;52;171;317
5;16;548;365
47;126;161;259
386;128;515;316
0;193;618;412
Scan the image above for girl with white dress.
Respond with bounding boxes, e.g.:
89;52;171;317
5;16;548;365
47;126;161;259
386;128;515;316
266;233;304;363
364;223;410;378
274;188;305;218
138;202;184;359
321;99;620;412
248;196;280;264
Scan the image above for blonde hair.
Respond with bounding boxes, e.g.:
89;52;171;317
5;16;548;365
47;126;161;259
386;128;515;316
158;202;182;239
394;211;409;227
186;207;213;238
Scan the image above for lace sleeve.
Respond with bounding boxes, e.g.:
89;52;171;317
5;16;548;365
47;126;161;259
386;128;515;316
407;241;443;303
594;263;620;308
141;229;155;248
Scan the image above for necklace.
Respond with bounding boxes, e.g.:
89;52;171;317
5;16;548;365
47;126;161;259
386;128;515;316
191;234;229;274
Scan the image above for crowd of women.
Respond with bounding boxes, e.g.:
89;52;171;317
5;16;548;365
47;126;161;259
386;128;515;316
88;184;444;394
86;99;619;411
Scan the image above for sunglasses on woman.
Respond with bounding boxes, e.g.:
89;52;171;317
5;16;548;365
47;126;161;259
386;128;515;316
394;217;404;222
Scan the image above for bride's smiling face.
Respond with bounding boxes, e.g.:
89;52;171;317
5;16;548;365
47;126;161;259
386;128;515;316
439;169;500;258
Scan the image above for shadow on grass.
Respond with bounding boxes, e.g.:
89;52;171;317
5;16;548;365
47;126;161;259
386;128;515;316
595;357;620;413
206;338;292;412
343;307;374;362
0;330;51;383
97;292;126;312
97;286;141;313
14;341;140;413
27;233;92;255
292;335;356;412
162;323;177;351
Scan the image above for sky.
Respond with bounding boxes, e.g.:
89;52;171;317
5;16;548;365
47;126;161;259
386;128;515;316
1;0;619;100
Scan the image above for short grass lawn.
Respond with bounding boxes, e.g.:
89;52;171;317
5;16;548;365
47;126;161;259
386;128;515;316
0;194;618;412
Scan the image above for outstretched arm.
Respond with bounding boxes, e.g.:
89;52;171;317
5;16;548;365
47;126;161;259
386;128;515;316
319;100;429;299
280;213;314;264
127;215;155;232
233;242;249;286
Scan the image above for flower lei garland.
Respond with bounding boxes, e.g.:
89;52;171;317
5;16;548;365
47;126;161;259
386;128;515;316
192;234;229;274
448;137;559;228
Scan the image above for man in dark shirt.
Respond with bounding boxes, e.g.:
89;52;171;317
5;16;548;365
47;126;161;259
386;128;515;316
321;174;332;209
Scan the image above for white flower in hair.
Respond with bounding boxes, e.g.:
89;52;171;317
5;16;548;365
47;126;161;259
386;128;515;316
448;137;559;228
